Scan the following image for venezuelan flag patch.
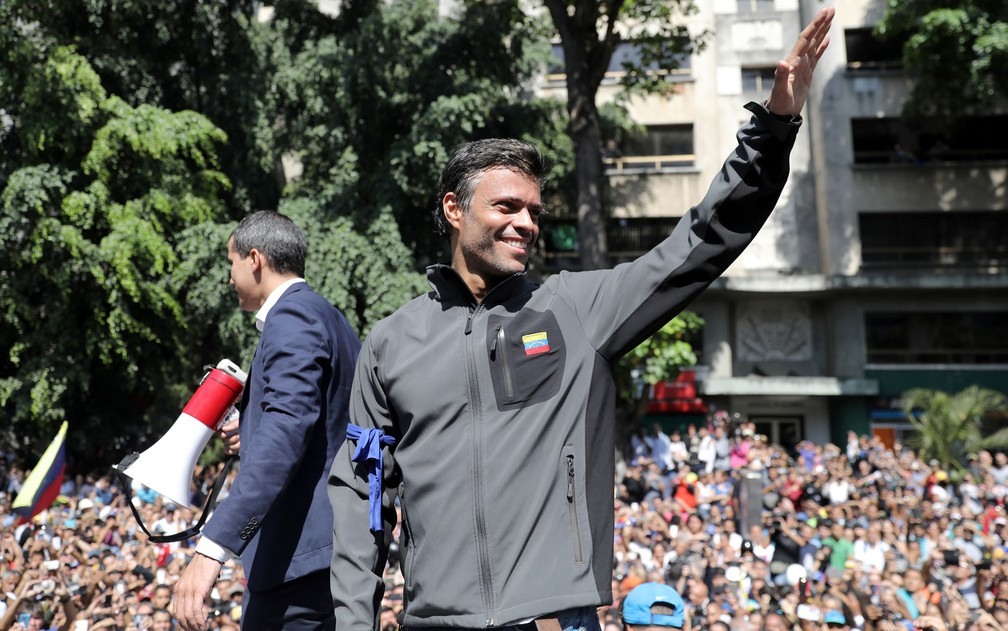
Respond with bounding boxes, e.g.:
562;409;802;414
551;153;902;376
522;332;550;356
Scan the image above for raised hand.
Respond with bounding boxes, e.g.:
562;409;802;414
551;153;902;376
766;6;835;117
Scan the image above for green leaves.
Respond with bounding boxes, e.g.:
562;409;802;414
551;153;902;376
266;0;568;264
615;312;704;425
972;19;1008;103
877;1;1008;121
86;100;229;218
0;34;231;452
621;312;703;384
19;46;107;163
296;205;427;337
902;386;1008;478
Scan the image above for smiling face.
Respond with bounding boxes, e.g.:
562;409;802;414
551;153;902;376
444;167;542;301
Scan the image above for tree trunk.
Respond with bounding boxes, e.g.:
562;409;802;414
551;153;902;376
544;0;612;270
571;106;609;270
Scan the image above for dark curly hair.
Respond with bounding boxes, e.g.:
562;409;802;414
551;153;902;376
432;138;547;236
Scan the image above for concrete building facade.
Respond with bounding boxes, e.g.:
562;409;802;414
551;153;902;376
537;0;1008;448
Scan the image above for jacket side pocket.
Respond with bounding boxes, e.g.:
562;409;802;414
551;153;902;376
562;445;584;564
399;482;417;592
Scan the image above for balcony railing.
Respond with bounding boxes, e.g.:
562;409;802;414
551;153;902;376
866;348;1008;364
861;245;1008;269
603;154;695;173
544;67;691;88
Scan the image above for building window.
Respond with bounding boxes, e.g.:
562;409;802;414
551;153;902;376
547;41;691;86
605;40;692;85
541;217;680;261
851;116;1008;164
860;211;1008;269
605;124;694;173
844;27;906;70
737;0;775;14
865;312;1008;364
607;217;681;255
741;66;776;93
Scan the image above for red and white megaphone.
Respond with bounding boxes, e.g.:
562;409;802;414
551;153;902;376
114;359;247;509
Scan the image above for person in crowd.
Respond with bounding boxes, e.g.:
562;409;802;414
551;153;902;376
631;428;652;468
685;426;700;470
992;453;1008;486
711;425;731;474
668;431;688;469
768;512;805;585
647;425;675;475
696;426;717;475
852;523;889;573
621;582;686;630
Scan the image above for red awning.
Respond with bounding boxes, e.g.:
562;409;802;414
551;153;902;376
646;370;708;414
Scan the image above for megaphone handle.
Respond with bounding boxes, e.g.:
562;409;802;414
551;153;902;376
199;365;215;385
114;455;237;544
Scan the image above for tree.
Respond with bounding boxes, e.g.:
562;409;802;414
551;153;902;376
876;1;1008;122
6;0;414;306
901;386;1008;478
615;312;703;429
0;37;232;458
0;0;577;467
266;0;575;265
6;0;284;212
0;6;425;464
542;0;705;269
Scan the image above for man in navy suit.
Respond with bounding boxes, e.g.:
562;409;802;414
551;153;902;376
173;211;361;631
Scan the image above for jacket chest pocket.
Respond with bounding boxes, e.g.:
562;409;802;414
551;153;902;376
486;311;565;411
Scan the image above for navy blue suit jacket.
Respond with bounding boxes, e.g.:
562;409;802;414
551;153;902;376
202;282;361;591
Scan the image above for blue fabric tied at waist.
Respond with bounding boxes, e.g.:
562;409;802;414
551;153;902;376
346;424;396;533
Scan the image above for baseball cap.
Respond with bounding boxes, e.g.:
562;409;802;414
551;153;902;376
622;583;685;629
824;610;846;626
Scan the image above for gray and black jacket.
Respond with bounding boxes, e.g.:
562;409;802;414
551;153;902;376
329;102;800;630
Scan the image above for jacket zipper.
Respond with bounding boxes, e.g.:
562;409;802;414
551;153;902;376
490;324;514;398
465;307;479;334
465;312;495;623
463;280;524;624
566;453;584;563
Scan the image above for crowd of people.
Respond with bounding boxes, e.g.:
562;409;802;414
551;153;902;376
2;412;1008;630
0;460;243;631
610;414;1008;631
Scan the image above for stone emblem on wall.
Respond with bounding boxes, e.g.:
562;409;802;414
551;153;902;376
737;302;812;361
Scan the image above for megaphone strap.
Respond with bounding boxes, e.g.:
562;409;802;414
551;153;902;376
113;454;236;543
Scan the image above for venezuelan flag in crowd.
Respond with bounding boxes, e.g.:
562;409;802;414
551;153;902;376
12;421;69;520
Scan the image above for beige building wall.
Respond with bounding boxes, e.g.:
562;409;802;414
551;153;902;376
807;0;1008;276
536;0;1007;442
538;0;818;276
